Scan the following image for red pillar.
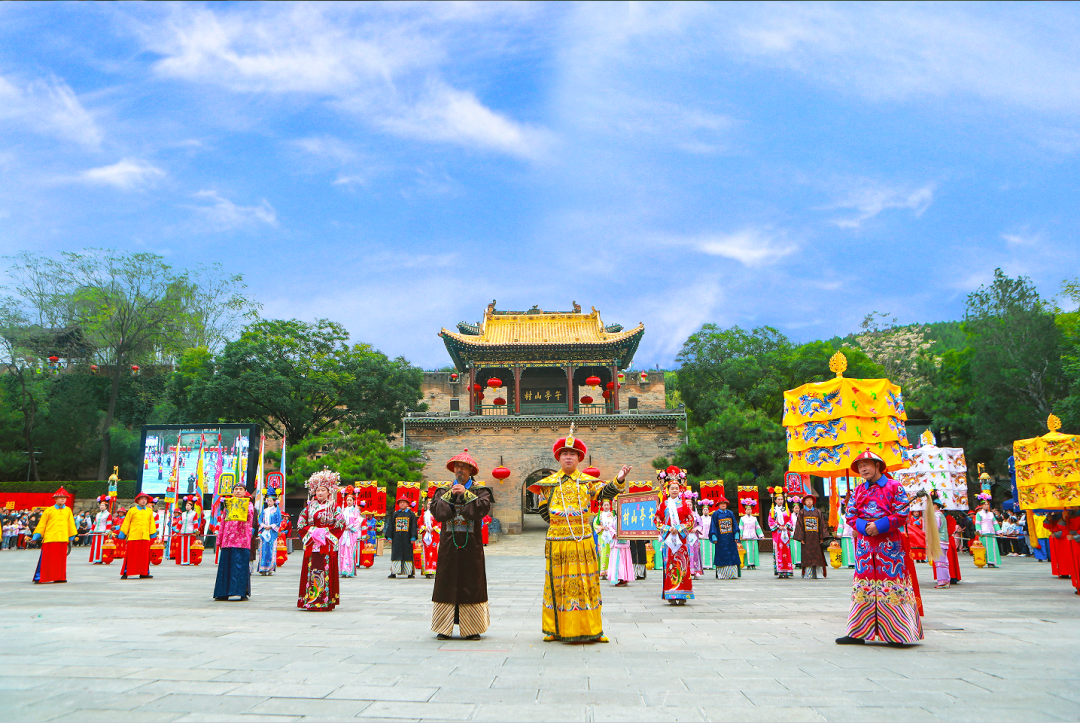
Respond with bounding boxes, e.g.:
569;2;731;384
611;364;620;412
513;366;522;415
566;365;575;413
468;365;476;414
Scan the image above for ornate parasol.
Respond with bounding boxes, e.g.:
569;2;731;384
1013;414;1080;510
783;352;910;478
893;430;968;510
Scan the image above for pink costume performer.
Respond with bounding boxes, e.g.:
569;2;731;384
769;487;794;578
602;506;633;586
839;450;923;646
338;486;362;579
685;491;703;578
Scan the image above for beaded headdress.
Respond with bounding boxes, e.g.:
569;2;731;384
306;468;341;494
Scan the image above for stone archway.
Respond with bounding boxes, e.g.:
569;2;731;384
522;468;555;534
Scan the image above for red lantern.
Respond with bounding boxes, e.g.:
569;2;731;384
101;538;116;565
586;375;601;387
584;465;601;478
602;390;611;400
487;377;502;389
90;364;99;373
131;364;140;375
191;539;204;566
618;372;625;382
580;395;594;405
450;372;459;382
493;397;506;406
48;355;59;364
359;544;375;568
492;465;511;480
275;538;288;567
640;371;648;382
473;383;482;392
150;540;164;566
478;392;485;401
413;541;423;569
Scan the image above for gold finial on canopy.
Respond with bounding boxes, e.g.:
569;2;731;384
828;351;847;378
919;429;935;446
1048;414;1062;433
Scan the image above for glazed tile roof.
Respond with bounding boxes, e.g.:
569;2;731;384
439;305;644;368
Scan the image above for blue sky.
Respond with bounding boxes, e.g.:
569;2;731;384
2;2;1079;369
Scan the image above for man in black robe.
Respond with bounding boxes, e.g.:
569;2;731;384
793;492;829;579
431;449;494;640
384;496;417;579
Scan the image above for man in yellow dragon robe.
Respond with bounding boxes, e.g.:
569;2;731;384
528;427;631;643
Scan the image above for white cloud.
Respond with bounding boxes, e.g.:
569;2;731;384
694;228;798;267
293;135;357;165
1002;231;1040;246
0;73;101;148
136;4;548;159
829;182;935;229
377;82;552;160
78;159;165;190
190;189;277;230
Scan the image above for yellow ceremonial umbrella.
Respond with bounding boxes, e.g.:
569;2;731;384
783;352;910;478
1013;414;1080;510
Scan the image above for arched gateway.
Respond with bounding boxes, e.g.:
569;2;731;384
402;302;686;534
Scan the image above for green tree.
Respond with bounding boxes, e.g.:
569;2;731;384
3;250;257;479
964;269;1064;464
674;389;787;488
283;428;424;496
175;319;424;441
1054;276;1080;431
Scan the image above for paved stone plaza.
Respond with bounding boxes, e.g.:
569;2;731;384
1;532;1078;723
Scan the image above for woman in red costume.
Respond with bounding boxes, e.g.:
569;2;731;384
297;469;345;611
653;466;694;605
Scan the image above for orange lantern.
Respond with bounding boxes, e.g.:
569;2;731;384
275;538;288;567
149;540;165;566
412;541;423;570
190;539;204;566
102;537;116;565
360;544;375;568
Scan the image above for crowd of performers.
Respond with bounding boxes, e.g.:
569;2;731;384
23;428;1080;651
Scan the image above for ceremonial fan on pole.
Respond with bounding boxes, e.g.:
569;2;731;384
782;351;923;646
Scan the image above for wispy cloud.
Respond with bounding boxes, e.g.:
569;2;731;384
190;190;277;230
76;159;165;190
136;4;549;159
0;73;101;148
694;228;798;267
828;182;935;229
1001;230;1040;246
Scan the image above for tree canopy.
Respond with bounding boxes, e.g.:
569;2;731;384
171;318;425;442
274;428;424;497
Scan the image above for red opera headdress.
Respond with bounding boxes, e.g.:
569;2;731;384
96;494;109;504
134;491;152;504
52;486;70;499
849;450;887;475
714;494;729;506
553;426;587;461
446;449;479;476
306;468;341;495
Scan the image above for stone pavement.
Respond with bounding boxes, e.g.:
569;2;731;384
0;538;1078;723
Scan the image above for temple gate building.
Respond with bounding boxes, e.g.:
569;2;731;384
403;302;686;534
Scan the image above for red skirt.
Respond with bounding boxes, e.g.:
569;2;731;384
175;534;195;565
122;539;151;577
89;534;104;563
661;542;694;600
34;541;67;583
297;544;340;611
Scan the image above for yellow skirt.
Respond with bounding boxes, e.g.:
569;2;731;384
542;538;604;641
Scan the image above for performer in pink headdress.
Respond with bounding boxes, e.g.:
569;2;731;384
297;469;345;611
769;487;794;579
654;466;695;604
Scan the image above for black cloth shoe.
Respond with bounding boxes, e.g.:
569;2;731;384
139;574;153;579
886;641;906;647
408;574;415;578
835;636;865;645
121;574;128;579
463;634;481;640
387;574;396;578
436;633;452;640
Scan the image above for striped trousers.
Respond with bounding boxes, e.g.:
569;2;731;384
431;602;489;637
